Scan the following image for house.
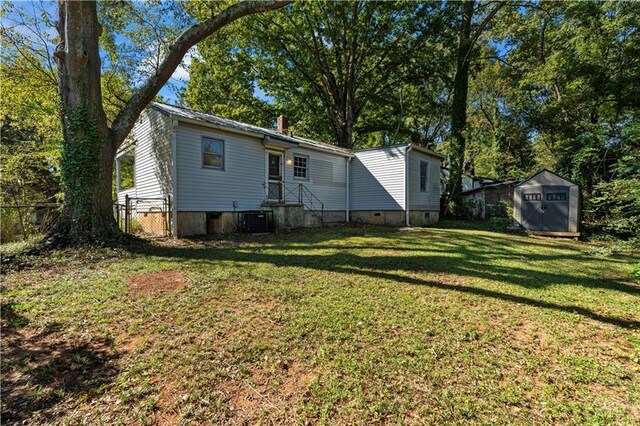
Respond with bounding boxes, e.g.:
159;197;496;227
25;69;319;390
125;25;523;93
440;167;502;193
116;103;443;237
461;180;519;220
513;170;581;237
350;145;444;226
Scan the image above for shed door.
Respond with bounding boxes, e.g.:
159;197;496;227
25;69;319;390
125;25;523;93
542;186;569;231
521;190;543;230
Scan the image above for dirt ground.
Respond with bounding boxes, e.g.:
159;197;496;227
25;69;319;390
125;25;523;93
127;270;189;295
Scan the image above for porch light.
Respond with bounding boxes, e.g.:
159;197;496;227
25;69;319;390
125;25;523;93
285;157;293;165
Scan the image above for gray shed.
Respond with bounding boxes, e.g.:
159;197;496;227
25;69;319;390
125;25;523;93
513;170;581;236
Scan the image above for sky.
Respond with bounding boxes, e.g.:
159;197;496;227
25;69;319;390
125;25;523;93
0;0;246;106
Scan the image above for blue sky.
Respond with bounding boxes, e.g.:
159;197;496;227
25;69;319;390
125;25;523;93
0;1;244;106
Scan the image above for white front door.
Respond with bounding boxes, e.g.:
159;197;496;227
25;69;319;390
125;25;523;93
266;151;283;201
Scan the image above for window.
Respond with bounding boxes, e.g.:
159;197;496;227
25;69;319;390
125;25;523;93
419;161;428;192
118;156;135;190
524;193;541;201
202;137;224;169
293;154;309;179
547;192;567;201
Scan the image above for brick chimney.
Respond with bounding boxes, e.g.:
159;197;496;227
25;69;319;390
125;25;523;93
276;115;289;135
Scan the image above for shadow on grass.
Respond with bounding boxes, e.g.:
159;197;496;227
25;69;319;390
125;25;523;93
1;301;120;424
124;226;640;330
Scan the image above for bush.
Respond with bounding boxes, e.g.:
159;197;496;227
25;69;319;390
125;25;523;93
632;263;640;283
589;178;640;237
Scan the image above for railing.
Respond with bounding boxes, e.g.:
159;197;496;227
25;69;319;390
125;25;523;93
299;184;324;224
263;182;324;225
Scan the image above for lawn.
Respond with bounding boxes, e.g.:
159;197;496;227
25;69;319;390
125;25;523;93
2;224;639;425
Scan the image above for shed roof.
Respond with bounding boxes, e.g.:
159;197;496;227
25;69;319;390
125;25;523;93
150;102;352;157
515;169;579;188
462;180;520;194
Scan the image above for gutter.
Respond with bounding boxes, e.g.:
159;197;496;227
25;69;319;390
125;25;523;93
171;120;178;238
405;145;412;227
345;156;352;222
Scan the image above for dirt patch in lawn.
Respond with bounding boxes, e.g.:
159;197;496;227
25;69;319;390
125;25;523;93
220;362;317;423
127;270;189;295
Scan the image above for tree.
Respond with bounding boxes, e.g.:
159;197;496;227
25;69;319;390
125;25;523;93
445;0;504;215
465;60;535;180
495;1;640;190
26;0;289;245
186;1;452;148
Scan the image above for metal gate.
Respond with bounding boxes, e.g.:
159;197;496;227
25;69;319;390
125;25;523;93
115;195;172;237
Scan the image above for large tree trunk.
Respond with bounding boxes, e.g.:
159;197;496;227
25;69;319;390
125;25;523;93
47;0;290;246
446;0;475;216
54;1;118;243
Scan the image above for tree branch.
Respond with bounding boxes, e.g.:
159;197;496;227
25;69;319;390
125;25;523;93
110;0;291;147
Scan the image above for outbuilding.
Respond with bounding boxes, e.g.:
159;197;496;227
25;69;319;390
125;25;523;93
513;170;581;237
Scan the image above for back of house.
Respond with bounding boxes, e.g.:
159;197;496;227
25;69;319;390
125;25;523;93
350;145;443;226
116;103;443;237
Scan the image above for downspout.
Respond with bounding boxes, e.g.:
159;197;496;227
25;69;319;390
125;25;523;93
345;156;352;222
171;120;178;238
405;145;412;227
115;157;121;193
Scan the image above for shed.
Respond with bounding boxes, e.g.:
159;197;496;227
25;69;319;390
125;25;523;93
513;170;580;237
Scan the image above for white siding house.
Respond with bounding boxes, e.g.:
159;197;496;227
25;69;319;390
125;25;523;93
115;103;443;236
116;107;172;209
350;145;444;226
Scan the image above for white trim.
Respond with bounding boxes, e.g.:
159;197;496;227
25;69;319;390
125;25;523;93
115;157;121;193
405;145;411;227
345;156;352;222
291;153;310;181
201;136;225;170
265;150;284;202
171;120;178;238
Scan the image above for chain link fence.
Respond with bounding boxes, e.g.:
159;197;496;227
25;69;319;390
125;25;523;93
1;196;172;244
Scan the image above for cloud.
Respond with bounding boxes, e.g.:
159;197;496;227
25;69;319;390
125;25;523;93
170;46;201;83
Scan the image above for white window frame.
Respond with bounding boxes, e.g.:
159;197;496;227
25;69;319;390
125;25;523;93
202;137;225;170
419;160;428;193
292;153;309;180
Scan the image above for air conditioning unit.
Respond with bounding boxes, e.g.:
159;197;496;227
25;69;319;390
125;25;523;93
241;211;271;233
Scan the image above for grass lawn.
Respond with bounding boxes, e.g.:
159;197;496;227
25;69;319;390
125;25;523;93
2;224;639;425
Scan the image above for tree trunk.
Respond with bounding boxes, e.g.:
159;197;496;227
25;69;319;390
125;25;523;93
47;0;290;246
54;1;118;243
446;0;475;216
340;121;354;149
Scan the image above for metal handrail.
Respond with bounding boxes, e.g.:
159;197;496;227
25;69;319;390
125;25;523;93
263;182;324;225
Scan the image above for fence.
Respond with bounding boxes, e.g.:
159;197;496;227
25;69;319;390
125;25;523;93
1;203;62;243
115;195;172;237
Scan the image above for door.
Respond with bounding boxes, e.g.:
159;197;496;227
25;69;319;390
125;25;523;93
542;186;569;231
266;151;283;201
521;190;543;230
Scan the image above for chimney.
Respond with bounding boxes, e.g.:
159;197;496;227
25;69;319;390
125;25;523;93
277;115;289;135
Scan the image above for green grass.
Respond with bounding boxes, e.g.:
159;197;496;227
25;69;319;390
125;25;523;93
0;234;42;257
2;224;639;424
